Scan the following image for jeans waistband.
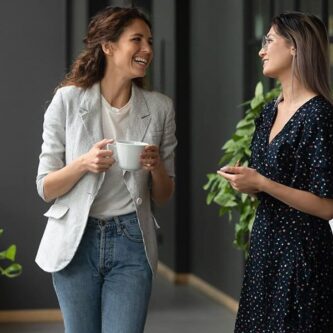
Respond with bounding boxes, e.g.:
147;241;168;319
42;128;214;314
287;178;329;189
88;211;137;226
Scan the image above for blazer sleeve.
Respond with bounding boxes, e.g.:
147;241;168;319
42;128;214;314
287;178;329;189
36;89;66;202
160;98;177;177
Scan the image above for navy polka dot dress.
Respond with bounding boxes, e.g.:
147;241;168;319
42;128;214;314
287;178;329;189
234;96;333;332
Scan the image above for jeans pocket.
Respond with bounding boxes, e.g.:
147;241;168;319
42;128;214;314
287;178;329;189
122;218;143;243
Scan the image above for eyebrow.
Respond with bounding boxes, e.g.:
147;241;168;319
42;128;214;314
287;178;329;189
130;33;153;40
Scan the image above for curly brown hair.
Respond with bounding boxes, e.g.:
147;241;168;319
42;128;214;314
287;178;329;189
59;7;151;89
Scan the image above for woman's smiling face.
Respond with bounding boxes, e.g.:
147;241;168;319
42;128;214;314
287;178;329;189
104;18;153;80
259;26;295;79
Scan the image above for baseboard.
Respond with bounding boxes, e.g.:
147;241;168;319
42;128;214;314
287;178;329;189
0;309;62;323
188;274;239;313
157;261;190;284
157;262;239;314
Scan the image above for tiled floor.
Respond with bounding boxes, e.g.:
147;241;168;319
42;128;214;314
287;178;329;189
0;275;236;333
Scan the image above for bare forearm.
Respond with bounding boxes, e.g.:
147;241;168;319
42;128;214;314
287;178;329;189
43;157;87;202
151;163;174;205
260;177;333;220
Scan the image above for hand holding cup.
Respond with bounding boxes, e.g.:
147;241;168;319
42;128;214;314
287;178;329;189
140;145;161;171
84;139;115;173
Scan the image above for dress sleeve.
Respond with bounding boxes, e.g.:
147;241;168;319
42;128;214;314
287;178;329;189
294;105;333;198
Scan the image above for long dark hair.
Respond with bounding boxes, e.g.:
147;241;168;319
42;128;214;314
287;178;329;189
59;7;151;89
272;12;333;104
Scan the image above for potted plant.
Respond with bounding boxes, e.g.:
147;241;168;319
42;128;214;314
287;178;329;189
0;228;22;278
204;82;281;255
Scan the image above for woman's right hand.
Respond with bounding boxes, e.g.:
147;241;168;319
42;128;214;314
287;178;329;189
81;139;115;173
42;138;115;202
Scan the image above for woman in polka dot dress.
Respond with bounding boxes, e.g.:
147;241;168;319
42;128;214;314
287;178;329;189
219;12;333;332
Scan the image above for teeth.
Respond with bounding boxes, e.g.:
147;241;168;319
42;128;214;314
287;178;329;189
134;57;148;64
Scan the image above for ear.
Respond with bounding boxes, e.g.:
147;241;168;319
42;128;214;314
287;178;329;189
101;41;113;56
291;46;297;56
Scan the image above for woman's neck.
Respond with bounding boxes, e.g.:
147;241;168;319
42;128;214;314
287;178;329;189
279;74;316;108
100;74;132;109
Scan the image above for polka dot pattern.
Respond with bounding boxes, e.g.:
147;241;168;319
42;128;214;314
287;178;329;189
234;96;333;332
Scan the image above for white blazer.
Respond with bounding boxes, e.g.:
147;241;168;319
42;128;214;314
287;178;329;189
36;83;177;273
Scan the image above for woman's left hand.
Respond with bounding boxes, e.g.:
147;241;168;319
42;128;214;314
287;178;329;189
217;166;265;194
140;145;161;172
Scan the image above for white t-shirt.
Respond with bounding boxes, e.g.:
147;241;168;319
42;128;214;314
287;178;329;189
89;93;135;219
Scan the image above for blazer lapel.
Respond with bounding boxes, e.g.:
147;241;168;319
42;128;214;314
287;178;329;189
78;82;104;146
126;84;151;142
78;83;105;193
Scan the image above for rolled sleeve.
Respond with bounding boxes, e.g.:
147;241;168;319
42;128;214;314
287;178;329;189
36;89;66;201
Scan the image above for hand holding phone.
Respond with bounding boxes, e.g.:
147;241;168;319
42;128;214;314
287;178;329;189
219;160;241;174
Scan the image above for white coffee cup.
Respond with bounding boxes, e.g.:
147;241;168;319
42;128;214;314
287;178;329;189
108;140;148;171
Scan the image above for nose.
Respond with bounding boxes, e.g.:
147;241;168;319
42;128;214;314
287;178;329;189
258;47;265;58
142;39;153;55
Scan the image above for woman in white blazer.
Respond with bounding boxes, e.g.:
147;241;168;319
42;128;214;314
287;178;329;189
36;7;176;333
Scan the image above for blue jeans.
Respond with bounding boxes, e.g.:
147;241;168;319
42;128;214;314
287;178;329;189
52;212;152;333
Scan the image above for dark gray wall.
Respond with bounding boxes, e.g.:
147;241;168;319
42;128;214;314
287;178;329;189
0;0;67;309
151;0;177;269
152;0;175;99
151;0;245;300
189;0;244;299
70;0;88;61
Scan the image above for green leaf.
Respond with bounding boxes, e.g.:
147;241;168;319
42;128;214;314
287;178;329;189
235;227;247;248
203;173;218;191
222;138;235;150
241;193;248;203
255;81;263;97
236;117;253;129
5;245;16;261
238;100;251;107
214;192;233;207
250;95;264;109
0;245;16;261
219;205;232;217
0;229;22;279
248;213;256;232
206;191;216;205
1;263;22;278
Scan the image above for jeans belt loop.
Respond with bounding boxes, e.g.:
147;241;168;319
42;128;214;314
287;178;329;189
113;216;122;234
